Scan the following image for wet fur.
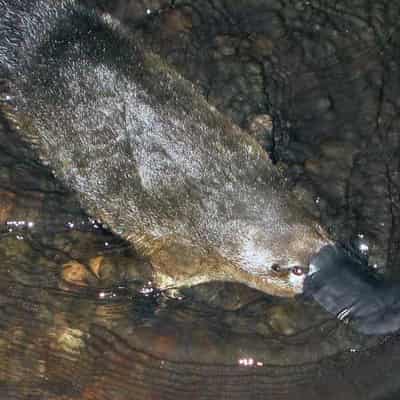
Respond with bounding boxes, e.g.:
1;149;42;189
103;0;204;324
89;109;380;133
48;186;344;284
0;0;329;296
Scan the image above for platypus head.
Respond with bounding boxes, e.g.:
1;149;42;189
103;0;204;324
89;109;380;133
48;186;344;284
136;219;330;298
212;205;331;297
142;166;332;297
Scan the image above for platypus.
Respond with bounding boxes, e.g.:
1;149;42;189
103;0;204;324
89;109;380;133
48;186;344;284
0;0;332;296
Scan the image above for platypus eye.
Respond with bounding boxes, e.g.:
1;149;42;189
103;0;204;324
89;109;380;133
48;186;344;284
271;263;281;272
291;266;305;276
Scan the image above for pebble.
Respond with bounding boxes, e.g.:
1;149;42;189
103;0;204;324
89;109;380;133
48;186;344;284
62;261;91;287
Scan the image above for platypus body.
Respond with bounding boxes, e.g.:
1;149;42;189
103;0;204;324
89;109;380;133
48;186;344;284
0;0;331;296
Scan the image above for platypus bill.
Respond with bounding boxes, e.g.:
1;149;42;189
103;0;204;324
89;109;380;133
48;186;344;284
0;0;332;297
305;244;400;335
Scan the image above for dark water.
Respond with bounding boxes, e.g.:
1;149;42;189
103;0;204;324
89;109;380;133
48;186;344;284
0;189;396;400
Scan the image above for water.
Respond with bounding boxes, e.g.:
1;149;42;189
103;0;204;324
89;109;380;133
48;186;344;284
0;187;392;399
